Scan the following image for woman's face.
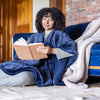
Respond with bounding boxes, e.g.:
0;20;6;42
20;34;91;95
42;13;55;31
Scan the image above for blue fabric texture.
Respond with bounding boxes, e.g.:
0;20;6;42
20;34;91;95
0;29;78;87
89;43;100;76
90;44;100;66
88;69;100;76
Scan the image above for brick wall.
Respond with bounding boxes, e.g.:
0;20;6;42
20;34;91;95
65;0;100;26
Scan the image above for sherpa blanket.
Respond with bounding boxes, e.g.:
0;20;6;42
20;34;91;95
62;17;100;89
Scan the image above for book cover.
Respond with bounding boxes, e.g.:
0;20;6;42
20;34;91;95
13;38;48;60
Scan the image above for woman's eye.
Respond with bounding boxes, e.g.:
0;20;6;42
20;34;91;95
43;18;46;20
49;19;53;21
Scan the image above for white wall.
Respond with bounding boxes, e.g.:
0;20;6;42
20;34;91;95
33;0;49;32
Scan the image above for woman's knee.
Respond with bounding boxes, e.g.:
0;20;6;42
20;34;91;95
12;71;35;86
0;71;35;87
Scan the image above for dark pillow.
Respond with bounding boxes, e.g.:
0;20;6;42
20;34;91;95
65;22;90;40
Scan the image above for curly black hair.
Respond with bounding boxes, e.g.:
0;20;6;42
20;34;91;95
35;7;65;33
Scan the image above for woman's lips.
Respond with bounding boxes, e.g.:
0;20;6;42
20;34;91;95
44;24;49;27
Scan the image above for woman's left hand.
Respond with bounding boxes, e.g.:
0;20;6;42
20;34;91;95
37;46;57;54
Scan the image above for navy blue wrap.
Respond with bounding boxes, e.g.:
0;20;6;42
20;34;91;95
0;29;78;87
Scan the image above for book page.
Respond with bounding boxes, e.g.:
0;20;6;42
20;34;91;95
14;37;28;45
29;43;43;46
14;37;43;46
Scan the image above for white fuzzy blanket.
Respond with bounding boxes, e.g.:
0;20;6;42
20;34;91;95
0;86;100;100
62;17;100;89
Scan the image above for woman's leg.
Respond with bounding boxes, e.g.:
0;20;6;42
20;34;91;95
0;69;35;86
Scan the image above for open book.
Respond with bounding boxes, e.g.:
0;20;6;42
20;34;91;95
13;37;48;60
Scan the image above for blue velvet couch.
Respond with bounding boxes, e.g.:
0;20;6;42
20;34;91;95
13;22;100;76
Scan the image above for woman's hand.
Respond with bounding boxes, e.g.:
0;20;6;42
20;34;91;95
37;46;57;54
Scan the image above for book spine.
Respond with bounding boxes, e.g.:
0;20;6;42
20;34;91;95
28;46;35;60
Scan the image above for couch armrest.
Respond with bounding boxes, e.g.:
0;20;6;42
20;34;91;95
65;22;90;40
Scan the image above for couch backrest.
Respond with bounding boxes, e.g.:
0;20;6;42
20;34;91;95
13;33;33;43
13;33;33;60
65;22;90;40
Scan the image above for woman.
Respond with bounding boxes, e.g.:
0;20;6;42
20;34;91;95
0;7;78;87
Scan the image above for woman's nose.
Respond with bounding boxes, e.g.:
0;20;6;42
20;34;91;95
45;18;49;23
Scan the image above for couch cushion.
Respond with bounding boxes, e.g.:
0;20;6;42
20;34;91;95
65;22;90;40
89;44;100;76
91;43;100;55
89;44;100;66
13;33;33;43
88;69;100;76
